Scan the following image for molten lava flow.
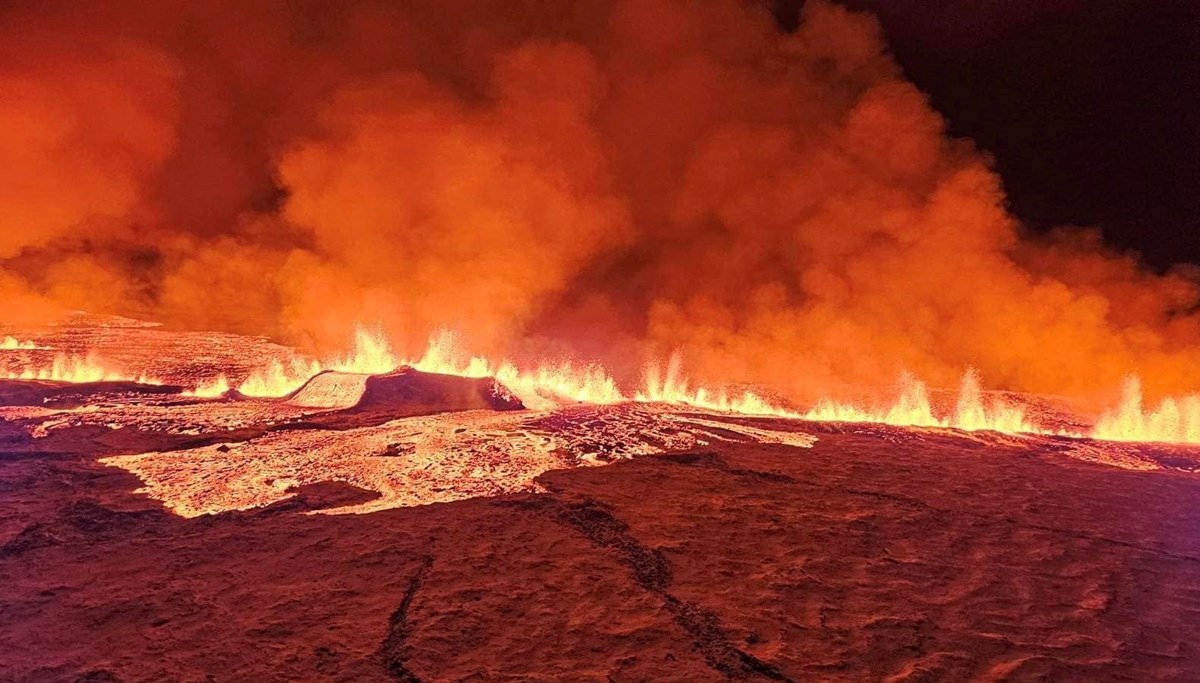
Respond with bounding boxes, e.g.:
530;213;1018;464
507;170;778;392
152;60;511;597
100;405;816;517
0;351;154;384
1091;376;1200;444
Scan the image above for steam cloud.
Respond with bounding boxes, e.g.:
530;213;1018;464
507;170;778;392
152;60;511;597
3;0;1199;406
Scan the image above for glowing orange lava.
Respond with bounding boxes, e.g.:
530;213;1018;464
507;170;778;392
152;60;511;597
637;353;801;418
0;336;45;350
803;370;1039;434
226;327;1055;437
235;328;626;409
1091;376;1200;444
238;357;323;397
87;324;1199;447
184;375;232;398
410;331;626;408
0;351;157;384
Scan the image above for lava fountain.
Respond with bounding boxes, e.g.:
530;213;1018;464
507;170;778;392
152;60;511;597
172;323;1194;444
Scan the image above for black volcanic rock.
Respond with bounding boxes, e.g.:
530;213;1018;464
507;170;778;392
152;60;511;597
357;368;523;413
282;367;523;414
0;379;181;408
277;367;525;431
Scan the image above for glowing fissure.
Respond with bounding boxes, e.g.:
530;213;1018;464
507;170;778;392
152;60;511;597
225;327;1050;437
636;353;803;419
410;331;626;408
328;327;401;374
183;375;232;398
14;325;1198;445
1091;377;1200;445
233;328;626;409
234;328;396;397
237;357;323;397
804;370;1039;433
0;336;46;350
0;351;157;384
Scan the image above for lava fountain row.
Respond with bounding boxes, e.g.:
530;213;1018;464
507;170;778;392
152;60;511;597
176;327;1200;446
2;326;1195;445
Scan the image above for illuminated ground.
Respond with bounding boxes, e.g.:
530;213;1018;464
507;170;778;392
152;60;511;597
1;322;1199;681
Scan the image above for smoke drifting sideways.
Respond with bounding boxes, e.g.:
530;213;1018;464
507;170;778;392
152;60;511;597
3;0;1200;410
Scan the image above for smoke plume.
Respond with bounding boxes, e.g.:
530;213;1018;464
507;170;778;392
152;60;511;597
3;0;1199;407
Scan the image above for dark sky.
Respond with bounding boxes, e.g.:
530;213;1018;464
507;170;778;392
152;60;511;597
776;0;1200;271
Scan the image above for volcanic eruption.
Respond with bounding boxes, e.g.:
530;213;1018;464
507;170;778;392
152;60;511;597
2;1;1199;681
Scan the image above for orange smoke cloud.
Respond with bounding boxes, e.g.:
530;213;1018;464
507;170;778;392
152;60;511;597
1;0;1198;408
274;42;631;354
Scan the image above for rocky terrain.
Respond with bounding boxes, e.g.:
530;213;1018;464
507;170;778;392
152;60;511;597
1;323;1198;681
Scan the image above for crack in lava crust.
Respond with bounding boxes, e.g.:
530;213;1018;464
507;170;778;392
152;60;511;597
99;404;817;517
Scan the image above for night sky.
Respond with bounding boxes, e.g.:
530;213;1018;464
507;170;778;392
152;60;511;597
777;0;1200;271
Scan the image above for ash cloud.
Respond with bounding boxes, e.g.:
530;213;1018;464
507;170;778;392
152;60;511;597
2;0;1198;406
